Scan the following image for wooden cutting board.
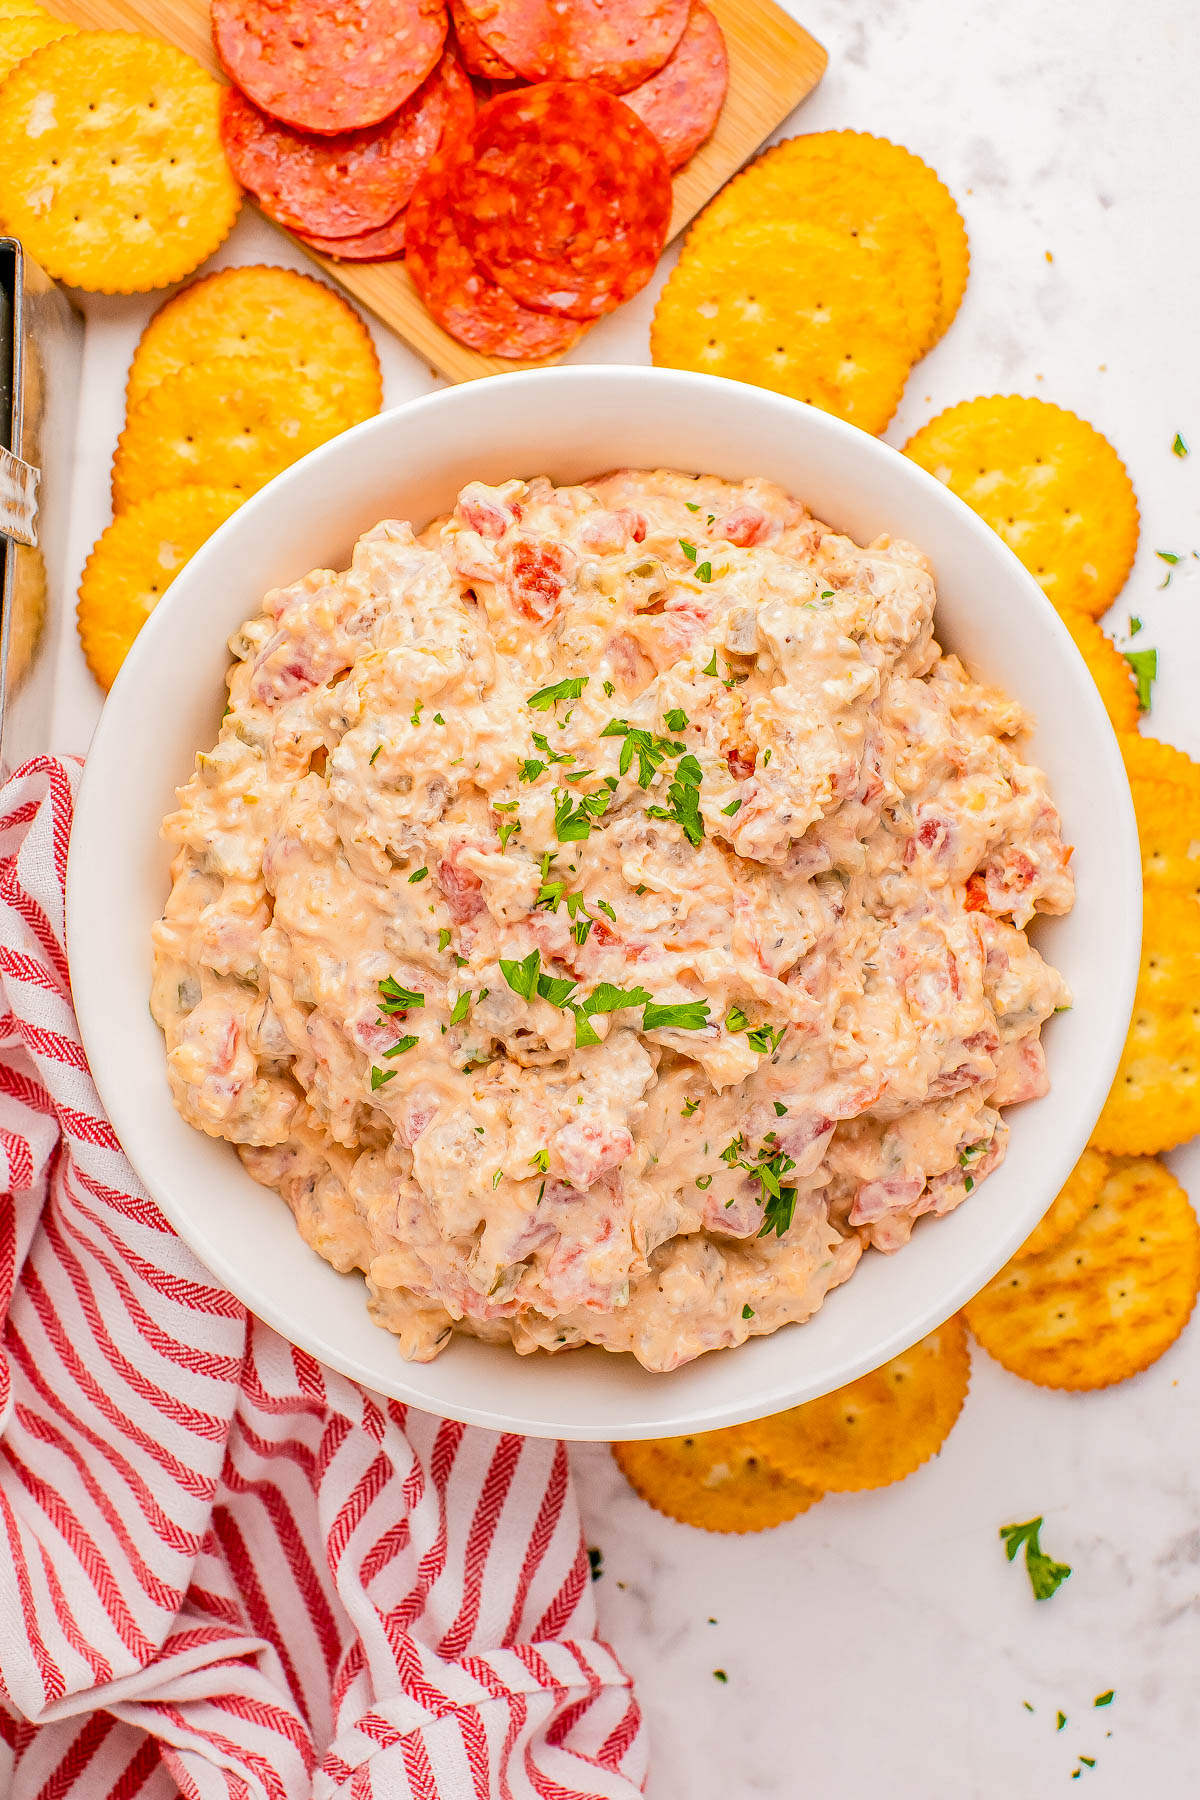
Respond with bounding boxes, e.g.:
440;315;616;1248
53;0;826;382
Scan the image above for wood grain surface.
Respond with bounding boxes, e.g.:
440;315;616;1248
52;0;826;381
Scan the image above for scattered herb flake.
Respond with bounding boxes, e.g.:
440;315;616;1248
602;679;615;697
370;1066;398;1090
528;676;588;710
500;949;541;1001
1057;1712;1068;1732
664;708;689;731
773;1101;788;1116
536;970;578;1009
762;748;772;766
408;866;429;883
684;501;701;511
742;1304;754;1319
449;993;470;1026
713;1670;727;1684
585;980;653;1016
696;1174;713;1189
1079;1756;1095;1768
497;819;521;850
492;1169;502;1189
695;561;712;583
682;1097;700;1117
702;650;719;676
1023;1701;1034;1713
725;1006;751;1033
596;899;617;923
679;539;698;562
721;797;742;816
1123;646;1157;711
369;744;382;765
1172;432;1189;458
1129;615;1143;637
530;1148;550;1173
437;928;452;953
1094;1691;1114;1708
410;700;423;727
383;1034;419;1058
1000;1518;1072;1601
379;978;424;1012
433;712;445;725
643;999;711;1032
646;751;704;846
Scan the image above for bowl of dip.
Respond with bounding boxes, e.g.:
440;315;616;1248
66;367;1140;1440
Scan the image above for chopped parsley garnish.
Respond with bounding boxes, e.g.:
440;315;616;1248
721;798;742;816
601;718;686;789
453;953;468;968
1157;549;1180;587
379;978;424;1012
684;501;700;511
1094;1691;1114;1708
646;752;704;846
746;1023;786;1054
370;1066;399;1090
696;1174;713;1189
553;782;615;841
742;1304;754;1319
702;650;719;676
492;1169;503;1188
529;1149;551;1175
682;1097;700;1117
1129;614;1143;637
383;1034;419;1058
408;866;429;883
519;758;546;782
602;679;615;697
573;1006;602;1047
433;712;445;725
437;928;452;953
1078;1757;1095;1770
773;1101;788;1116
596;899;617;922
449;993;470;1025
590;980;655;1015
536;970;578;1008
1000;1517;1072;1600
1172;431;1189;458
369;744;382;765
679;539;698;562
410;700;423;727
664;708;689;732
725;1006;750;1033
1057;1711;1068;1732
500;949;541;1001
712;1670;727;1684
1022;1702;1034;1713
643;999;711;1032
527;676;588;710
497;818;521;850
761;749;772;765
1123;646;1157;711
695;561;712;583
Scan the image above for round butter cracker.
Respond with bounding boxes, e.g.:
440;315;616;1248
612;1427;823;1533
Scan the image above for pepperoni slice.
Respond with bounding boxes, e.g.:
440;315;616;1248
405;148;581;358
620;1;727;170
298;210;409;260
448;0;515;78
450;82;672;319
212;0;449;135
458;0;688;92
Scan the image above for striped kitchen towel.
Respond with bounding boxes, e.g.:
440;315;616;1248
0;759;646;1800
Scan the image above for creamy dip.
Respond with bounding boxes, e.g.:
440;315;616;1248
151;469;1073;1371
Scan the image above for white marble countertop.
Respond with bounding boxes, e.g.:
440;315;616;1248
46;0;1200;1793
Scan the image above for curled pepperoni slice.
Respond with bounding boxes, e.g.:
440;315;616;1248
213;0;449;135
298;209;409;261
220;53;459;239
620;1;728;170
451;82;673;319
405;147;582;358
458;0;688;92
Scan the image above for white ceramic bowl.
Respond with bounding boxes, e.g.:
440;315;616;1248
67;367;1140;1441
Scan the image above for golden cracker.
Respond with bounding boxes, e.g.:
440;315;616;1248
1132;778;1200;901
1016;1146;1109;1261
111;356;375;511
1090;890;1200;1155
0;32;239;293
612;1428;822;1534
1121;733;1200;793
685;150;942;356
965;1156;1200;1389
0;8;75;79
126;265;382;417
652;219;915;436
754;1315;970;1492
903;396;1139;616
1059;609;1140;734
77;486;242;691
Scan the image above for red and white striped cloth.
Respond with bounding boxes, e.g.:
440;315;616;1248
0;759;646;1800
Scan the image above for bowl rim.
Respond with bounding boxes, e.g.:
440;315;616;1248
66;365;1141;1438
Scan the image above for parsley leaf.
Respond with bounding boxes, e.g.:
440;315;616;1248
553;784;613;841
647;752;704;847
643;999;711;1032
437;928;452;953
383;1034;419;1058
519;758;547;782
721;797;741;816
682;1097;700;1117
527;676;588;710
1094;1691;1114;1708
773;1101;788;1116
530;1148;550;1172
585;981;652;1015
1129;614;1143;637
596;899;617;922
369;744;382;765
1123;646;1157;711
746;1023;786;1054
601;718;685;789
602;679;615;697
408;866;428;883
370;1066;399;1090
679;539;698;562
500;949;541;1001
696;1173;713;1188
379;978;424;1012
702;650;719;677
536;970;578;1009
410;700;423;727
664;708;689;732
695;561;712;583
742;1304;754;1319
684;501;701;511
449;993;470;1025
572;1004;602;1048
1172;431;1189;458
999;1517;1072;1600
725;1006;750;1033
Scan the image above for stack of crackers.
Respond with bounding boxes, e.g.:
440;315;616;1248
77;268;382;689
